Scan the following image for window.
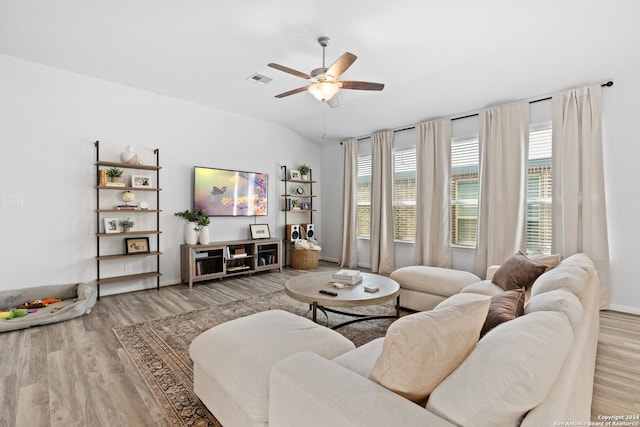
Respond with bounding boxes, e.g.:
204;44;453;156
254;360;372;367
448;127;553;251
527;126;552;253
393;149;417;241
450;138;480;246
356;155;371;238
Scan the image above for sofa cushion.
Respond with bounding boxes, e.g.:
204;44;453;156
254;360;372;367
332;337;384;378
525;289;584;328
480;287;525;338
460;280;504;297
427;311;574;427
434;292;490;310
368;299;490;404
531;265;589;300
492;251;547;291
559;253;596;275
390;266;481;298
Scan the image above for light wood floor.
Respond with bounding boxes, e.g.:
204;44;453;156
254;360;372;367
0;262;638;426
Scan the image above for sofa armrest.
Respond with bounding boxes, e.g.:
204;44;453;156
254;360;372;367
269;352;455;427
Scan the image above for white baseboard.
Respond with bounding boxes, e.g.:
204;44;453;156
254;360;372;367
607;304;640;316
319;256;340;264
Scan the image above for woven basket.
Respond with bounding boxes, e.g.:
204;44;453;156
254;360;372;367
290;248;319;270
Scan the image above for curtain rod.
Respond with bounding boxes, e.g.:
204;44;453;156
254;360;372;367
347;81;614;143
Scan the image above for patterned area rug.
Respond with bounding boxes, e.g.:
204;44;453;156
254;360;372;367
113;289;401;427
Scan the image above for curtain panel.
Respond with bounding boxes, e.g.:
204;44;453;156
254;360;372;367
415;119;452;267
340;138;359;268
474;102;530;276
552;85;610;308
370;131;395;274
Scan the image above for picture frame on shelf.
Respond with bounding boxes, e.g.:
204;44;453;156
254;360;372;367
104;217;119;234
290;170;301;180
125;237;150;254
301;202;312;210
249;224;271;239
131;174;152;188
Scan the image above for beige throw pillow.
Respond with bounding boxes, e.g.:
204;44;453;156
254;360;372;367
368;299;490;404
528;252;562;271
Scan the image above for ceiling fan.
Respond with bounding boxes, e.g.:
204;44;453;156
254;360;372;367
268;36;384;107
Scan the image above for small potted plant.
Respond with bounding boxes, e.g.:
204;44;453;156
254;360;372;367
298;164;310;180
175;209;209;244
107;167;124;183
174;209;201;223
119;218;134;233
291;199;300;210
197;211;211;244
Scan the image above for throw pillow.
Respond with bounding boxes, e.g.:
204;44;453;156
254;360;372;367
368;299;490;404
480;287;525;338
491;251;547;291
528;252;562;271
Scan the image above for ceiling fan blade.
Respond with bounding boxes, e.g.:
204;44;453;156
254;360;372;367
268;63;311;80
325;52;357;80
326;95;340;109
339;81;385;91
274;86;309;98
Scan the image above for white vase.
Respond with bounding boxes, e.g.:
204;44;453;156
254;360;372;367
121;145;138;164
184;222;198;245
199;225;210;245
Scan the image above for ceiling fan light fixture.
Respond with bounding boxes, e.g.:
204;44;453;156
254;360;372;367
308;81;339;101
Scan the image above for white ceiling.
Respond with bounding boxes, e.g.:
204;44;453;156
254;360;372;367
1;0;637;145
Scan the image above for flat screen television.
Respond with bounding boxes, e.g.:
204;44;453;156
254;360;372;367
193;166;268;216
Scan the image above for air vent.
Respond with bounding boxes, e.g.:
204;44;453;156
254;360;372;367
247;73;273;85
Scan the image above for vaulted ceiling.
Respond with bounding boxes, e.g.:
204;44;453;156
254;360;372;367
1;0;637;145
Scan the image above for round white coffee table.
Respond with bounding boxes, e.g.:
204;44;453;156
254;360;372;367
284;271;400;329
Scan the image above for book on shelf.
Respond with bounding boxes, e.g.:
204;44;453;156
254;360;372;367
116;204;138;210
331;269;363;285
105;182;126;187
98;170;107;186
195;252;209;259
230;253;248;259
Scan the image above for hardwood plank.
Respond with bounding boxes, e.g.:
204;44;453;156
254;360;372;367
592;310;640;418
0;375;17;427
16;382;49;427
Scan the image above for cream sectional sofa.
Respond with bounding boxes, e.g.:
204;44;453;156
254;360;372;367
269;253;600;427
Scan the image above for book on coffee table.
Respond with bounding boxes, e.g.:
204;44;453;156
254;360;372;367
331;269;363;285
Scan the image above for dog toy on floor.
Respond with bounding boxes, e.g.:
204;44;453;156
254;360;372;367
0;309;28;320
18;298;62;309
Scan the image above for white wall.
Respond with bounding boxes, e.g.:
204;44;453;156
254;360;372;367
0;54;321;296
321;76;640;314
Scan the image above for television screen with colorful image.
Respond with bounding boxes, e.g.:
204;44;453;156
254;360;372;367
194;166;268;216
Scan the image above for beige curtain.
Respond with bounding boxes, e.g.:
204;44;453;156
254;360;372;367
371;131;395;274
415;119;452;267
475;102;530;276
340;138;358;268
552;85;610;308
